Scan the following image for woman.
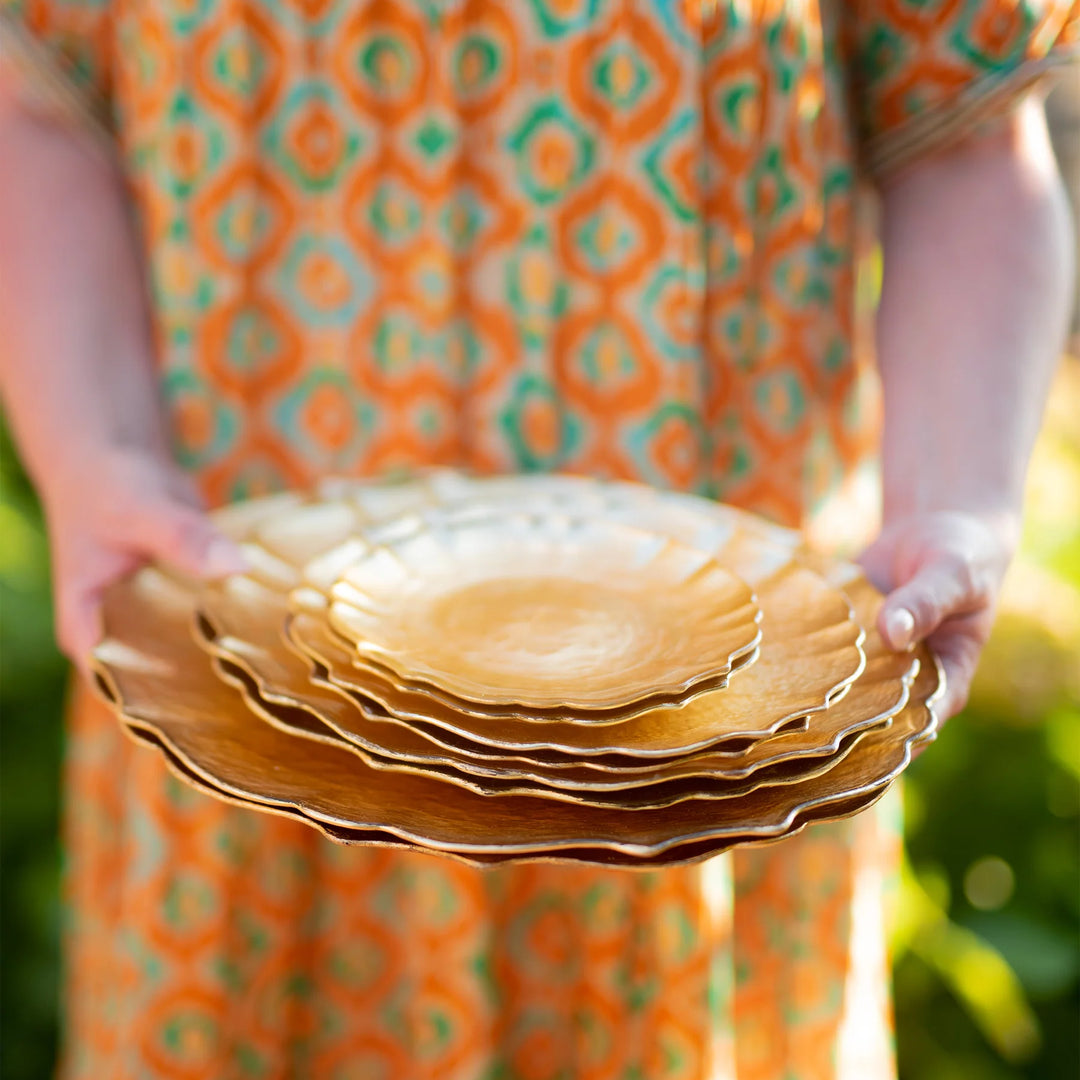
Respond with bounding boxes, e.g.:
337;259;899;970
0;1;1075;1076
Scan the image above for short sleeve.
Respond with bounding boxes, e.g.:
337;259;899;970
847;0;1080;176
0;0;114;140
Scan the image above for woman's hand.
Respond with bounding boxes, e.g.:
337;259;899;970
859;510;1018;721
42;447;247;671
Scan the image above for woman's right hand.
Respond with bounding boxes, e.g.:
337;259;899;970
42;447;247;671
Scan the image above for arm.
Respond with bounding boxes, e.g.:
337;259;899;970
0;87;245;667
861;96;1075;718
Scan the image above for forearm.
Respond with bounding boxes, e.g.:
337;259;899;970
876;98;1074;529
0;89;168;506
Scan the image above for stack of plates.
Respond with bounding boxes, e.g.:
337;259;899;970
92;471;943;869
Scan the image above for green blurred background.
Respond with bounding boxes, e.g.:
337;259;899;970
3;92;1079;1080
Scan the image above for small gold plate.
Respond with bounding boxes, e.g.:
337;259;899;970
326;512;761;711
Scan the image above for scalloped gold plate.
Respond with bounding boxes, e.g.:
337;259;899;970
325;512;762;711
267;575;913;806
288;559;864;756
93;563;941;857
293;491;799;724
196;481;866;771
132;727;893;869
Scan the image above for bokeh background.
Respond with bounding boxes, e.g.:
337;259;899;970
2;84;1078;1080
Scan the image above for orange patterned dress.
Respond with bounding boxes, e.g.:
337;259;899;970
3;1;1077;1077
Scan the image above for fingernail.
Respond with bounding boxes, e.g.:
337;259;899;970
204;537;249;578
885;607;916;649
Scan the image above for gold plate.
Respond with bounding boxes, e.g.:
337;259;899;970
133;728;890;869
315;617;750;725
289;558;863;756
276;574;904;784
326;512;762;710
266;572;914;807
205;654;874;809
272;472;802;722
195;499;752;775
293;496;797;724
93;563;941;857
199;576;752;777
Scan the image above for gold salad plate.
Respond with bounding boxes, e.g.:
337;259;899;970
287;560;863;755
326;512;762;711
91;472;944;865
94;565;941;858
199;484;866;755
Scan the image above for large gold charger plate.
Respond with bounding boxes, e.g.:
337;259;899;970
131;728;896;869
93;562;942;857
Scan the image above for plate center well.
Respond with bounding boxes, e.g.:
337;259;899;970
424;576;652;679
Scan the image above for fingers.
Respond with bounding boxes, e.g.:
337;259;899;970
54;498;247;668
46;451;249;671
124;496;248;578
927;612;992;720
860;512;1013;744
878;553;990;650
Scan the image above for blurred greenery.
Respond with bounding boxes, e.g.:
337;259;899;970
1;366;1078;1080
0;421;66;1080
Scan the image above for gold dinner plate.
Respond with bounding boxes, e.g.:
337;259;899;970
204;653;882;809
289;558;864;756
197;504;757;770
277;573;906;782
294;495;798;724
205;621;899;809
325;512;762;711
256;574;914;806
200;575;907;793
131;727;893;869
93;564;942;857
258;472;801;722
195;495;749;777
200;576;761;781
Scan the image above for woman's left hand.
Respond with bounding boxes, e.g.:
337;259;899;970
858;510;1019;721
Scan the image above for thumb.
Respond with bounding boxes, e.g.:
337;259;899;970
877;553;982;650
126;497;249;579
